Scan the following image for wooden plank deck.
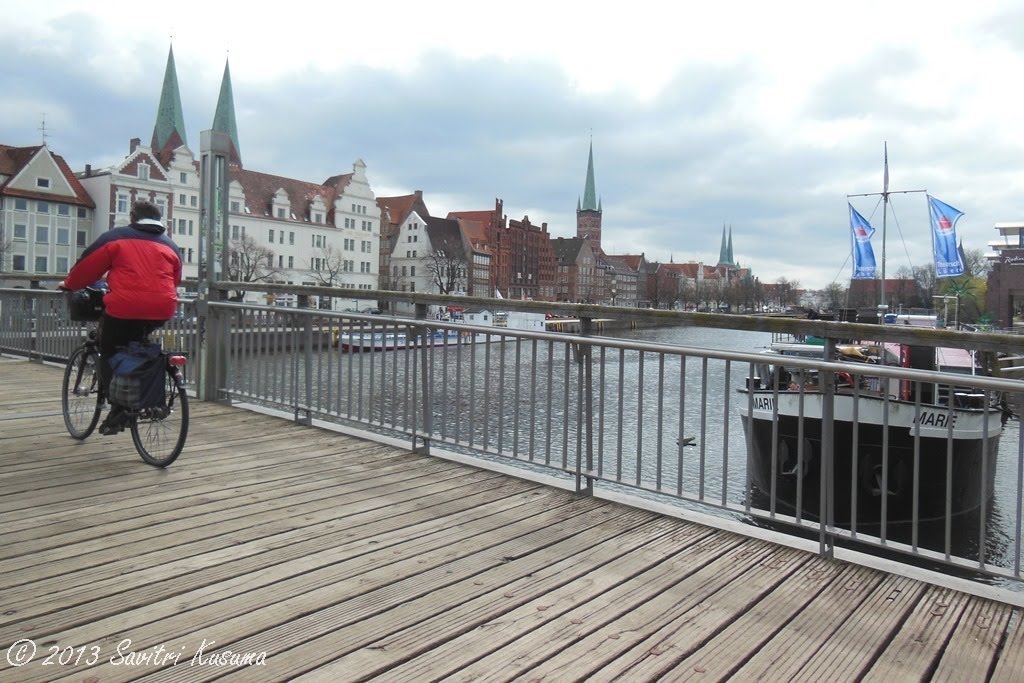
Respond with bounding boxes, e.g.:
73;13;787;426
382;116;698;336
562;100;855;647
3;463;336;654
0;356;1021;682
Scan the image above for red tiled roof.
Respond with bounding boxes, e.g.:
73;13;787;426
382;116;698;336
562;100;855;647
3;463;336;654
448;210;496;225
376;192;429;238
457;218;488;250
0;144;95;208
232;168;345;222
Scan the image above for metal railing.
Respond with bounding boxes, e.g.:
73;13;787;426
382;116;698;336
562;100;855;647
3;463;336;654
3;285;1023;590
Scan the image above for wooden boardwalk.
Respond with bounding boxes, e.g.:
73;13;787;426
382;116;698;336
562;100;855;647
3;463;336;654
1;356;1022;682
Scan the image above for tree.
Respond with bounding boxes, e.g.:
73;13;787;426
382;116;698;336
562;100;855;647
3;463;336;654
424;242;468;295
823;282;847;311
226;235;278;301
307;244;346;287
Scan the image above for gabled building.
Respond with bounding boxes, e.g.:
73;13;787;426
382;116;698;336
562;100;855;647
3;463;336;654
454;217;491;298
553;236;604;303
376;190;430;292
602;255;639;308
0;144;96;280
449;199;506;295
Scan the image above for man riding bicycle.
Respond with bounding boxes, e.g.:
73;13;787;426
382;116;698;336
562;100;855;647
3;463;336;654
59;200;182;434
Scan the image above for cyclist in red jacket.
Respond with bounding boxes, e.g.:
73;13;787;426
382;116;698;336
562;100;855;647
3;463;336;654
59;200;182;433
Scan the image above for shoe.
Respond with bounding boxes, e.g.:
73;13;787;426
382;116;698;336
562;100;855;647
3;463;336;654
99;406;127;435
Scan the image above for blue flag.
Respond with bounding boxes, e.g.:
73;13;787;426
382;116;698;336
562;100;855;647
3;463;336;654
849;204;877;279
928;196;965;278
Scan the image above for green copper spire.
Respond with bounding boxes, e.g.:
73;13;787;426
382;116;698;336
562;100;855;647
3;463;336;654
719;225;729;264
580;140;599;212
213;58;242;166
727;227;734;265
152;45;188;153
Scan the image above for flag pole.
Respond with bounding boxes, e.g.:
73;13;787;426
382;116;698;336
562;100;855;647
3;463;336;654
847;142;925;319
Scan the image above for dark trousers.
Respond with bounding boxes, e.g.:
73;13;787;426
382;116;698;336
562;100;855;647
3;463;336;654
98;313;164;398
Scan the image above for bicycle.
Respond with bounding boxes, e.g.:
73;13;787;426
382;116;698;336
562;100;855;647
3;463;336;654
61;286;190;467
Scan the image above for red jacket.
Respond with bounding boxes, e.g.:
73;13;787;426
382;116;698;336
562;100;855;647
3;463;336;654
64;219;182;320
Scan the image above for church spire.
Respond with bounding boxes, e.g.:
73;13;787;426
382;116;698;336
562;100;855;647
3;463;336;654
580;139;599;212
718;225;729;264
727;226;734;265
213;58;242;167
151;45;188;163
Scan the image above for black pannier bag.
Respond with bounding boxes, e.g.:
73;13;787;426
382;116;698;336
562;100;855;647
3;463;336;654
67;288;106;322
108;341;166;409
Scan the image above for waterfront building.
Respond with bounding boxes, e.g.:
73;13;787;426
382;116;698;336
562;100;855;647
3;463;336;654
984;221;1024;327
0;144;95;282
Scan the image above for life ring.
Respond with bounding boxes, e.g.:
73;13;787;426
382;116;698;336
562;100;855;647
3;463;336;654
836;371;854;388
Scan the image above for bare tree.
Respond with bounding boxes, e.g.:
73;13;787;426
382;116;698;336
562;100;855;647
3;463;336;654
226;235;278;301
307;244;346;287
823;282;847;311
424;243;468;295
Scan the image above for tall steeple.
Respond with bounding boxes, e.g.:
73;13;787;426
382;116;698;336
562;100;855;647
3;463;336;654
151;45;188;164
212;58;242;167
580;140;599;212
727;226;734;265
718;225;729;265
576;138;603;248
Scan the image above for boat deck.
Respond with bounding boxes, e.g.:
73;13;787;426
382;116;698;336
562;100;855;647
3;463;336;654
1;357;1022;681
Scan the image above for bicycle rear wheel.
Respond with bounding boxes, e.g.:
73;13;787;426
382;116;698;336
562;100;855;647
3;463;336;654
62;345;103;439
131;372;189;467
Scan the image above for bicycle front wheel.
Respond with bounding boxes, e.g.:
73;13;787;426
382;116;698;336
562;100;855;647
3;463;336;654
131;373;189;467
62;345;103;439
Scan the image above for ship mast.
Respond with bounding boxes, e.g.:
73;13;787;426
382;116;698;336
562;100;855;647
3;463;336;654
847;142;925;317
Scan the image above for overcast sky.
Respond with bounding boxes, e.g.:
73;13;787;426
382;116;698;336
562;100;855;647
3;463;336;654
2;0;1023;289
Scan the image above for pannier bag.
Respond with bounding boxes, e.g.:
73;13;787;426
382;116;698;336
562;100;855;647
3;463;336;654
108;341;166;409
67;288;106;322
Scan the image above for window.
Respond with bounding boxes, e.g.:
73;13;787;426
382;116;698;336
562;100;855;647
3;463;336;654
279;231;283;244
57;256;69;272
36;177;50;188
288;256;294;269
231;225;239;240
77;207;87;218
188;220;194;236
117;195;129;214
362;240;372;253
289;232;294;245
35;226;49;243
37;201;49;214
57;228;69;245
410;266;416;277
57;205;70;216
137;163;149;180
231;201;240;213
179;194;187;205
35;256;47;272
13;224;26;240
277;208;286;219
188;248;194;263
190;196;197;207
13;198;27;211
268;229;275;243
278;255;283;268
12;255;25;271
77;230;87;247
180;172;187;184
178;219;186;234
314;213;323;224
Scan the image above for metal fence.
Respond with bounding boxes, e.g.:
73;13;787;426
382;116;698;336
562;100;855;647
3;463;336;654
4;286;1024;589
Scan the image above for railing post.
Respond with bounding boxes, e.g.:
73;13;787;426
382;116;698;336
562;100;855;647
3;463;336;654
294;299;313;426
414;302;431;455
577;316;595;495
819;335;837;558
